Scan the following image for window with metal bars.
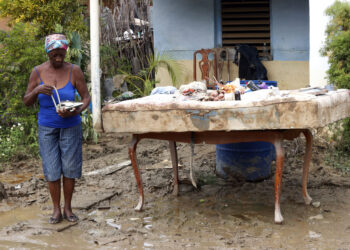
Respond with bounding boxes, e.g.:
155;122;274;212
221;0;272;60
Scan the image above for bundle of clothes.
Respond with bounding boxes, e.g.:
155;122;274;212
151;78;277;102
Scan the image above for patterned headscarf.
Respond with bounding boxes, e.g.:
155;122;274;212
45;34;68;54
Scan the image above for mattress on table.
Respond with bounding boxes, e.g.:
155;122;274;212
102;89;350;133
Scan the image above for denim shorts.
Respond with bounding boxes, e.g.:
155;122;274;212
38;124;82;181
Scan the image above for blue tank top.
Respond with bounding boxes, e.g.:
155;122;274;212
36;64;81;128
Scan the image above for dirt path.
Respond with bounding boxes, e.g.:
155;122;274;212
0;133;350;249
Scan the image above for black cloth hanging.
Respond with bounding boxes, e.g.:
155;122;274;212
234;45;268;80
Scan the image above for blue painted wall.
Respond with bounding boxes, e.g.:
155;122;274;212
153;0;216;60
270;0;309;61
153;0;309;61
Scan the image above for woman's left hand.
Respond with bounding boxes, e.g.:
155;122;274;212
57;108;78;118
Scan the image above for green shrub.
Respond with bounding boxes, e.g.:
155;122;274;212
325;142;350;173
0;22;93;163
321;0;350;89
81;109;99;143
338;118;350;152
0;23;46;162
100;44;132;82
0;0;87;36
0;122;38;163
123;52;181;97
322;0;350;153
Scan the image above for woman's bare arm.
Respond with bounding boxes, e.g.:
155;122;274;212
73;65;91;114
23;69;53;106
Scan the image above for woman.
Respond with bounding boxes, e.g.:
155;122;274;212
24;34;91;224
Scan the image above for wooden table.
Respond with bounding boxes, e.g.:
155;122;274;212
102;89;350;223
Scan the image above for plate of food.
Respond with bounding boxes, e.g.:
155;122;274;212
59;101;83;111
51;87;83;112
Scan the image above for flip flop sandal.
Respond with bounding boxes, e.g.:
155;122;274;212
48;215;62;224
63;213;79;222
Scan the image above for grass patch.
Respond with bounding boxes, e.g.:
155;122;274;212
325;148;350;173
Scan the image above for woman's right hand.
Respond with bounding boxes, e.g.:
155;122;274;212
35;84;54;96
24;69;54;106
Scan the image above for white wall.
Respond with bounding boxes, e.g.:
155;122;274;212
309;0;336;87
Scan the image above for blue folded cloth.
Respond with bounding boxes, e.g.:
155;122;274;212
151;86;177;95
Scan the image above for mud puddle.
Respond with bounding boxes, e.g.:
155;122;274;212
0;205;93;249
90;184;350;249
1;133;350;249
1;184;350;249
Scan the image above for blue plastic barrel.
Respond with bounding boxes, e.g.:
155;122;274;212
215;80;278;181
216;142;275;181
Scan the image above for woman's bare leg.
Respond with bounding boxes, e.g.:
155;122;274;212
63;177;75;217
48;179;62;219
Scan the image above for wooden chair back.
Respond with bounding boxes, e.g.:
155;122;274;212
193;49;217;89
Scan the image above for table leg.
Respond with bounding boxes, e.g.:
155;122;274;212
169;141;179;196
128;135;144;211
273;138;285;224
302;129;313;205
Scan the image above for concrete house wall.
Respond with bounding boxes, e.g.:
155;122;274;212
270;0;309;61
153;0;216;60
267;0;309;89
153;0;312;89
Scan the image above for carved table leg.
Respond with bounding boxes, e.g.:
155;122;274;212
128;135;144;211
302;129;313;205
169;141;179;196
273;138;285;224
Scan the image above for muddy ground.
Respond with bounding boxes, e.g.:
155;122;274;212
1;132;350;249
